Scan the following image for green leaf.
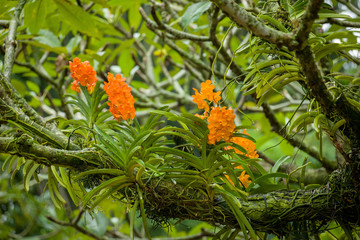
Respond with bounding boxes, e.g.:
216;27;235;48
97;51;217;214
287;111;318;134
59;167;80;205
244;59;298;85
137;185;152;239
181;2;212;28
24;0;48;34
53;0;99;37
318;13;351;19
82;176;131;207
272;156;290;173
33;29;61;48
148;147;203;170
74;169;124;181
66;35;82;54
216;186;256;239
26;80;40;94
232;132;256;142
24;162;40;192
250;183;287;194
12;80;27;97
254;172;293;185
258;15;289;32
94;125;126;168
315;43;360;61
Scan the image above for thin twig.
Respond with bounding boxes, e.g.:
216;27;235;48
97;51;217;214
261;102;336;172
14;60;58;87
338;0;360;16
140;6;211;42
47;214;102;240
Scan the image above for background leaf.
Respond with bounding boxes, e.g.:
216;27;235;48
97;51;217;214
181;2;212;28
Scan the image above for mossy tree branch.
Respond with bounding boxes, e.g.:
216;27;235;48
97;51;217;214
210;0;296;48
0;2;80;150
0;133;346;234
293;0;360;180
1;0;47;127
294;0;324;48
0;137;97;169
141;172;351;235
3;0;26;86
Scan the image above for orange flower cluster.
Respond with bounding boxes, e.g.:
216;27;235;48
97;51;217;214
103;73;135;121
192;80;258;188
225;130;259;159
207;106;236;145
224;130;258;187
192;80;221;118
69;58;97;93
192;80;235;144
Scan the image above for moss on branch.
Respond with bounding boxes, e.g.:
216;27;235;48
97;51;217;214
0;137;98;169
210;0;296;48
140;170;358;235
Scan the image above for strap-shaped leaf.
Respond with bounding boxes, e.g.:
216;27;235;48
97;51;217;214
256;71;298;98
271;156;290;173
24;162;40;192
50;166;67;188
258;15;289;32
256;65;300;97
48;169;66;208
287;111;318;134
330;119;346;136
94;125;126;168
257;76;304;106
216;186;256;240
2;155;17;172
126;130;153;162
148;147;204;170
74;169;124;181
137;185;152;239
244;59;298;84
59;167;81;206
315;43;360;61
82;176;132;207
90;183;132;210
143;106;169;131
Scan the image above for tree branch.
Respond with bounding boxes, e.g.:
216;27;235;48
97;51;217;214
295;0;324;48
338;0;360;16
296;47;360;147
14;60;58;87
143;177;339;234
0;20;9;27
0;137;98;169
294;1;360;169
0;0;48;127
3;0;26;85
210;0;296;48
325;18;360;28
47;209;102;240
